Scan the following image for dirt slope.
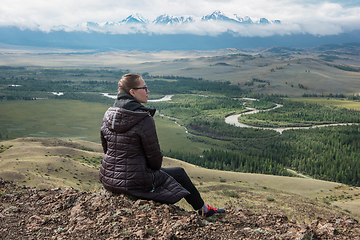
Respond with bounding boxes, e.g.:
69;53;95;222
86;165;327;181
1;179;360;240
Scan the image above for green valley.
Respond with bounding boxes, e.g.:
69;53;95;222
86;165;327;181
1;44;360;218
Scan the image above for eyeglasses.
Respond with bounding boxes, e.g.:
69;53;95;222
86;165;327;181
132;86;148;91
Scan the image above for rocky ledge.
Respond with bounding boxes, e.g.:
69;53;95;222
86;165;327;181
1;179;359;239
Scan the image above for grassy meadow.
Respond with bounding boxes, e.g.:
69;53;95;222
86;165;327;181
0;99;108;142
0;99;215;153
154;114;214;153
290;97;360;110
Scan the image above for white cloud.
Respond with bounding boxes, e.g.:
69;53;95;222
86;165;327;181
0;0;359;37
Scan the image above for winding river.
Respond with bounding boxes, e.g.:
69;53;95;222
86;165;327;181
224;100;358;134
101;93;174;102
102;93;358;134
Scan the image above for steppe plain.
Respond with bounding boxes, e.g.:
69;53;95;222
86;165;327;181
1;43;360;97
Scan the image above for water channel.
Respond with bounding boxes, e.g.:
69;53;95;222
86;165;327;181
102;93;358;134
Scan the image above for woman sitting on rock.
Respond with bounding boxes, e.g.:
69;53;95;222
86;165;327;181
99;73;225;217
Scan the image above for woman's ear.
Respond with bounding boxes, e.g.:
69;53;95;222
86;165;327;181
129;89;135;97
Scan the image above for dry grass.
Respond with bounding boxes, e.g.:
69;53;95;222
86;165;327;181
0;138;103;191
164;156;360;221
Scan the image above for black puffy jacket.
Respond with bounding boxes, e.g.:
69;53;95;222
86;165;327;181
99;93;189;203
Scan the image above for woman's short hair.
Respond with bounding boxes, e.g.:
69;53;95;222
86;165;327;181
118;73;142;93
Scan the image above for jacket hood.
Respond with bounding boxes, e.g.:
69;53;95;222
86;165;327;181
114;92;142;111
103;92;156;133
113;92;156;116
103;107;151;133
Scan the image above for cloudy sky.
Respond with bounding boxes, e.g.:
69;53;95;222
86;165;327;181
1;0;360;37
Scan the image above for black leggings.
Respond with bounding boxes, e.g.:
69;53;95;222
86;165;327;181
161;167;204;210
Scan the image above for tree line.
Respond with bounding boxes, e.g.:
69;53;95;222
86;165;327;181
240;99;360;127
165;148;290;177
164;124;360;186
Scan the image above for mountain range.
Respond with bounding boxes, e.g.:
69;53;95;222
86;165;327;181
85;11;277;27
126;11;279;25
71;11;280;33
0;10;359;51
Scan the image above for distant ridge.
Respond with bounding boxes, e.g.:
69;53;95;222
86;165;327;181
0;26;359;51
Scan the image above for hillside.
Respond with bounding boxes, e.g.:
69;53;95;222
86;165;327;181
1;179;360;239
2;137;360;234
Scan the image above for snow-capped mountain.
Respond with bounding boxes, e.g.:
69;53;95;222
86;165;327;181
114;11;280;26
201;11;239;23
153;14;194;24
68;11;281;35
121;14;148;24
69;11;282;33
259;18;270;24
199;11;280;25
67;11;282;34
234;14;253;24
86;22;99;28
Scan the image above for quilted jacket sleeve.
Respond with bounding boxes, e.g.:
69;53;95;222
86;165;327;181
140;115;163;170
100;122;107;154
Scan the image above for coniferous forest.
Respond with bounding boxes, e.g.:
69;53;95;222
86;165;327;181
164;125;360;186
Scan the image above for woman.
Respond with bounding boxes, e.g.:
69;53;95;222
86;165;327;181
99;73;225;217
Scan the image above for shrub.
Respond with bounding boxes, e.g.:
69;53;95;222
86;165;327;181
198;187;209;193
222;189;240;198
266;197;275;202
322;198;331;205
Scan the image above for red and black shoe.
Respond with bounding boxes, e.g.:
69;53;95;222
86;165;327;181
198;204;225;217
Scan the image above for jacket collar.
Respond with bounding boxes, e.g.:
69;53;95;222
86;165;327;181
113;92;156;116
114;92;142;111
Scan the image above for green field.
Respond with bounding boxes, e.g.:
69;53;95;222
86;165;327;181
290;97;360;110
0;99;108;142
155;115;214;153
0;99;216;154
